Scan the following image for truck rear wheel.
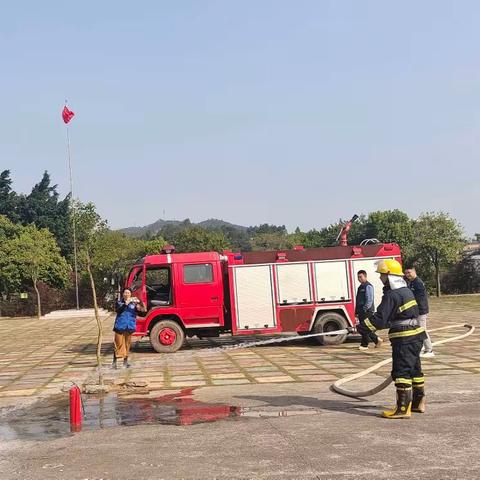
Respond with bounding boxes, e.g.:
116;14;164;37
150;320;185;353
313;312;348;346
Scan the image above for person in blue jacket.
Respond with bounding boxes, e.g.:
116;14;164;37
112;288;146;369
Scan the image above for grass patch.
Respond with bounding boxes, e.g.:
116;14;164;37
430;294;480;310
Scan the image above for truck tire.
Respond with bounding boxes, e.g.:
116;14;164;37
150;319;185;353
312;312;349;346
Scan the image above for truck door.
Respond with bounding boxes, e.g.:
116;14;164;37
128;266;147;306
177;262;223;326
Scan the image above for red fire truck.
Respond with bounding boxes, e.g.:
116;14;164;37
125;240;401;353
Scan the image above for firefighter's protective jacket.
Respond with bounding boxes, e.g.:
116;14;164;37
360;279;426;344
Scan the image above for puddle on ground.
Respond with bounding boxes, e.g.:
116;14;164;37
0;388;323;441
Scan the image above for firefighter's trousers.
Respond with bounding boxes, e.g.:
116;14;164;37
358;313;379;347
391;341;424;388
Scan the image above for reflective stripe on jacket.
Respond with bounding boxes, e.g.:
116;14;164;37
364;286;426;344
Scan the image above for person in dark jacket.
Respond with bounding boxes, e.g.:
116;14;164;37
405;266;434;357
112;288;146;369
358;259;427;418
355;270;383;350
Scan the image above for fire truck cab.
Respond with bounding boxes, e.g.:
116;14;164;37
125;242;401;353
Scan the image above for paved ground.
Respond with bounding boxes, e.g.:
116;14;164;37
1;375;479;479
0;295;479;479
1;296;479;405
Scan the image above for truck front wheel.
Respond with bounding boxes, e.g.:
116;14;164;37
312;312;348;346
150;320;185;353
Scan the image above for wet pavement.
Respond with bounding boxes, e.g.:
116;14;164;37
2;375;480;480
0;388;238;440
0;386;330;442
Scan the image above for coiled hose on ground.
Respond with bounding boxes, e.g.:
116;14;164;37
331;323;476;398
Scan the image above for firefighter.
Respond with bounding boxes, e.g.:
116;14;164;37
357;259;427;419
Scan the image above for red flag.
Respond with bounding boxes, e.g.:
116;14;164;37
62;106;75;124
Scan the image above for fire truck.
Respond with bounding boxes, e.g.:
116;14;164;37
125;234;401;353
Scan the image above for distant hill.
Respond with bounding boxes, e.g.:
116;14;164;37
118;218;247;238
197;218;248;231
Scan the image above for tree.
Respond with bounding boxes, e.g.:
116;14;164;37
0;170;19;222
213;225;251;251
0;215;23;296
250;232;295;251
155;218;191;243
442;249;480;294
290;217;366;249
74;201;108;383
247;224;288;236
412;212;465;297
87;231;165;302
172;227;230;253
17;171;72;257
142;237;167;255
0;220;69;317
363;210;415;260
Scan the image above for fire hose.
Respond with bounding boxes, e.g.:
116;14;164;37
331;323;475;398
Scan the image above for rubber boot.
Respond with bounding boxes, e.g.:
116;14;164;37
123;357;131;369
382;387;412;419
412;386;426;413
112;355;117;370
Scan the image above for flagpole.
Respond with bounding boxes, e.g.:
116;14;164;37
66;122;80;310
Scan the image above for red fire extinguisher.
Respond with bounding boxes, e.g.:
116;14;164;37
69;385;83;432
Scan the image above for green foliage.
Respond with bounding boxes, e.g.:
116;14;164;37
0;214;22;239
411;212;465;296
142;237;167;255
0;215;23;294
172;226;230;253
210;225;251;251
363;210;415;260
0;170;20;223
0;217;70;316
3;170;72;257
5;225;70;289
73;201;109;274
250;232;295;251
247;224;288;236
89;231;142;276
442;250;480;294
153;219;192;242
288;228;326;248
1;167;479;304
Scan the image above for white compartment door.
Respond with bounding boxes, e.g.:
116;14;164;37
352;258;393;309
233;265;276;329
276;263;312;304
314;261;350;301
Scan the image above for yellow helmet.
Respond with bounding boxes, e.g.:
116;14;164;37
376;259;404;276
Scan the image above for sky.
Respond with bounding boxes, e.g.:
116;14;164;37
1;1;479;236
